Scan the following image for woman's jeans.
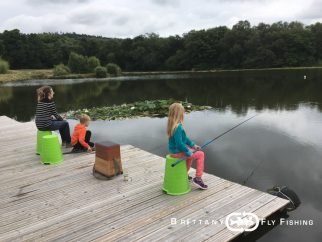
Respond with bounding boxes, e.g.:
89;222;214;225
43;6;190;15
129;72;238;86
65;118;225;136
40;120;71;143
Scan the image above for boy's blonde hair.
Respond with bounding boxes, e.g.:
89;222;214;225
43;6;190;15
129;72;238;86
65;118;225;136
167;103;185;137
80;114;91;124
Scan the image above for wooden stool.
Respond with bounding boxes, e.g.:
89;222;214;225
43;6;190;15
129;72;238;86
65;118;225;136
94;141;123;179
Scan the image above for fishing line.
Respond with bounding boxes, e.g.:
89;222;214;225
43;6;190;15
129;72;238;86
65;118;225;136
242;159;266;185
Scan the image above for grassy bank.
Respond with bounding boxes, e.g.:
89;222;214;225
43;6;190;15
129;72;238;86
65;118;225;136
1;66;322;83
0;69;95;83
0;69;53;82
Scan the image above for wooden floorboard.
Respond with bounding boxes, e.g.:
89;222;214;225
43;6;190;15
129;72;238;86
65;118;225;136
0;116;289;242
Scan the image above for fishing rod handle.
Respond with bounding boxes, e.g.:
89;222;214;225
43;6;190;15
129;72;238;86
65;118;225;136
171;146;204;167
171;151;198;167
171;157;185;167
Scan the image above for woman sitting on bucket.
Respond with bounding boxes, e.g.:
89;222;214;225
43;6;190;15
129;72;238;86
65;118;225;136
35;86;72;148
167;103;208;190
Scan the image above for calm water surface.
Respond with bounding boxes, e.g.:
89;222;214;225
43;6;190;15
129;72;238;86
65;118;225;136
0;69;322;241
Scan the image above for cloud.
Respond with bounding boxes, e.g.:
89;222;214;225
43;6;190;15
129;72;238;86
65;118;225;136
151;0;180;6
69;10;106;26
298;0;322;22
0;2;175;37
0;0;320;37
26;0;89;5
0;14;67;33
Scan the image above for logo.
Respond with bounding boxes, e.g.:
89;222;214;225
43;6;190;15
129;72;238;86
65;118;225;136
225;212;259;232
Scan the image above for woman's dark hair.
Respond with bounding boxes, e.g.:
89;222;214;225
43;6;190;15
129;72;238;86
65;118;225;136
37;86;52;102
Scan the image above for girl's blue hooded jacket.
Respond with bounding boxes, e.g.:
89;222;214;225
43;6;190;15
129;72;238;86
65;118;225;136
168;123;195;156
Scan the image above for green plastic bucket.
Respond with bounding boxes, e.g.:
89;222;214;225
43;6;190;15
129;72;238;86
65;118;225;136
162;154;191;196
40;134;63;165
36;130;52;155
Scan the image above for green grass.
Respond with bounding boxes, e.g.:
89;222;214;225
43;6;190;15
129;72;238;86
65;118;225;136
0;69;96;83
0;69;53;82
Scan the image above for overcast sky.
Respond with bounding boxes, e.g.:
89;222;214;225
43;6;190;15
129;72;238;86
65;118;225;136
0;0;321;38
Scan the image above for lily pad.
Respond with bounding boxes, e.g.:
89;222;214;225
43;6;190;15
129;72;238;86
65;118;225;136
67;99;211;121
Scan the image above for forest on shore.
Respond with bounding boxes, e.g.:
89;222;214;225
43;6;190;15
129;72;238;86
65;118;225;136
0;20;322;71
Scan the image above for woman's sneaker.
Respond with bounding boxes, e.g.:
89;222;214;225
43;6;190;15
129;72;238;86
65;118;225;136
193;177;208;190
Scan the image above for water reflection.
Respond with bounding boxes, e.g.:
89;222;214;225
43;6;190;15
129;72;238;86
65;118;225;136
1;68;322;121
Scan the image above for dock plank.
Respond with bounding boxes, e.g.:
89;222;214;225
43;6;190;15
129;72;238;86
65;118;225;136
0;116;289;242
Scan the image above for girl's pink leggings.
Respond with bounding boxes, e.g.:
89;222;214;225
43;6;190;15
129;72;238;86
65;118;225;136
171;149;204;177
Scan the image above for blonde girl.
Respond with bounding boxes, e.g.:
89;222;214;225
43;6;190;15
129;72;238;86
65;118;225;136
167;103;208;189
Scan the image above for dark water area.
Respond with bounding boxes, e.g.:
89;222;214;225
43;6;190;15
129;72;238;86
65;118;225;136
1;69;322;241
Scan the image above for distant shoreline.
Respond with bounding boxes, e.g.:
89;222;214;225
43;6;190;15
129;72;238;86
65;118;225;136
122;66;322;76
1;66;321;83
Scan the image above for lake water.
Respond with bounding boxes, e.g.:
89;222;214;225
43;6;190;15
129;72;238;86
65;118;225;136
1;69;322;241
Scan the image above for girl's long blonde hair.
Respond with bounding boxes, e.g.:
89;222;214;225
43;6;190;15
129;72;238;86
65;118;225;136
167;103;185;137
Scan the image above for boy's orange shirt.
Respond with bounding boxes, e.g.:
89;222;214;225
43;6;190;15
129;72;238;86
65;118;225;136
71;123;90;149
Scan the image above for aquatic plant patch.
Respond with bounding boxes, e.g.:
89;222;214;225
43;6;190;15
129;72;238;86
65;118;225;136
67;99;211;120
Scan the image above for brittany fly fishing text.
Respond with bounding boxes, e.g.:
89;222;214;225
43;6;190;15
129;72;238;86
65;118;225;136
170;218;314;226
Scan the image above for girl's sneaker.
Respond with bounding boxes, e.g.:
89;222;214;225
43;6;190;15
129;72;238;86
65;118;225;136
193;177;208;190
188;175;193;182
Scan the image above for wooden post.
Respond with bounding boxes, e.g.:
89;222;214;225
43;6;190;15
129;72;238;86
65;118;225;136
94;141;123;178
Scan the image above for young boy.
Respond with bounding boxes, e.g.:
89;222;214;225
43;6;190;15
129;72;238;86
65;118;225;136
71;114;95;152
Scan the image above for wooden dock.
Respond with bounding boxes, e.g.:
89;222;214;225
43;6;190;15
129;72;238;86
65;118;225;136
0;116;289;241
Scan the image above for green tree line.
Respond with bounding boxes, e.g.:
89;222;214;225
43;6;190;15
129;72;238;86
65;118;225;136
0;20;322;71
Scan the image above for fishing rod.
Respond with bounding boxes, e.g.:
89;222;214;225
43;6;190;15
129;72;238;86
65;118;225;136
171;114;258;167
